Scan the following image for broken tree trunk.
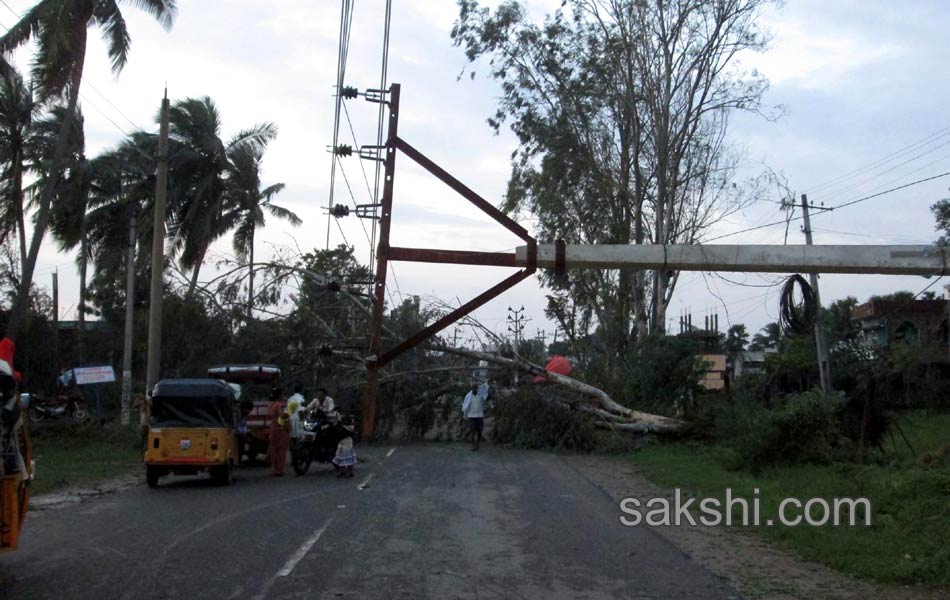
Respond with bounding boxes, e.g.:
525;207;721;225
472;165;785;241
431;345;687;434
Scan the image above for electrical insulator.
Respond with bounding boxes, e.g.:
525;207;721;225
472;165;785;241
340;86;359;99
330;205;350;218
333;144;353;157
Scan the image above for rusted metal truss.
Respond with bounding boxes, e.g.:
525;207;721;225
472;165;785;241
361;83;537;437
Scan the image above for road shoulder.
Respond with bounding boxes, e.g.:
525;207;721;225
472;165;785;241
562;453;943;600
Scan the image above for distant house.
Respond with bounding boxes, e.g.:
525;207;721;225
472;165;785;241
698;353;728;390
852;298;948;348
735;348;778;377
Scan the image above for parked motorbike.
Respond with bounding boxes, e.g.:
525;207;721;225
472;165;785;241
291;410;353;476
27;394;89;424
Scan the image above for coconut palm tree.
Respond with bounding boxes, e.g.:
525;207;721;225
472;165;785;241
31;105;91;341
0;0;177;341
224;137;299;322
0;61;36;279
165;96;277;295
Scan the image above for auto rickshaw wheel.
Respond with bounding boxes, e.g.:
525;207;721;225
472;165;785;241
146;466;160;489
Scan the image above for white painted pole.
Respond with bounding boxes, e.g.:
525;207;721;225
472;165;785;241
515;244;947;277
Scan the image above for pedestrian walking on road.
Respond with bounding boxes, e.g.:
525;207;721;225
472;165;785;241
462;383;485;451
267;388;290;476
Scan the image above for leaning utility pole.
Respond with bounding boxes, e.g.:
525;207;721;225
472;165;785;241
801;194;833;393
120;206;136;426
145;93;170;404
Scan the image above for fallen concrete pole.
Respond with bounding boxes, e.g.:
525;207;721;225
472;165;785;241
515;244;948;276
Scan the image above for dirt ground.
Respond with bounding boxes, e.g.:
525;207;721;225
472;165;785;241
563;453;947;600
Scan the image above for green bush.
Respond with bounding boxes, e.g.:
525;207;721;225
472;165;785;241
618;333;706;417
726;390;852;470
492;387;596;451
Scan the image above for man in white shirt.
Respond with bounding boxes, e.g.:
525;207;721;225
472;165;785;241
287;384;307;458
304;388;335;416
461;383;485;451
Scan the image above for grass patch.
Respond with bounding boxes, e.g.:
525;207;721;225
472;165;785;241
628;410;950;587
27;422;143;496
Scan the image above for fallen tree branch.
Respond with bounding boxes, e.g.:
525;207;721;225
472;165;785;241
429;344;687;433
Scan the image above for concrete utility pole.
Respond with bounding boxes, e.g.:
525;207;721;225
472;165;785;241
800;194;832;393
145;94;170;404
512;244;947;276
51;271;58;372
120;207;136;426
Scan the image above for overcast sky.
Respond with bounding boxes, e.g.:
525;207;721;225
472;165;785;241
3;0;949;345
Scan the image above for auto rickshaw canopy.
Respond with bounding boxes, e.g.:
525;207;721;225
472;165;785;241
151;379;237;429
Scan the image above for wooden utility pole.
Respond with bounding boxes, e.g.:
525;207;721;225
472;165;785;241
145;94;170;405
800;194;833;394
120;208;136;426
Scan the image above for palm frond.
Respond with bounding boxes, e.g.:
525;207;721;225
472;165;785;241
121;0;177;31
94;2;131;74
264;201;301;227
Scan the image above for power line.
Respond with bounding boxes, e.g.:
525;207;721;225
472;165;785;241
827;170;950;212
326;0;356;250
809;125;950;194
707;171;950;243
371;0;393;267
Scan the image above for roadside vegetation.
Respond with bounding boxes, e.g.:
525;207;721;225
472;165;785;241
631;410;950;587
28;423;141;496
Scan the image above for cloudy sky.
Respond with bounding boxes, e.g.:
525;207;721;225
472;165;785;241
3;0;949;344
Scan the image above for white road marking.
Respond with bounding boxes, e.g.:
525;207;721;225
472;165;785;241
357;473;374;490
277;517;335;577
386;447;396;458
253;516;335;600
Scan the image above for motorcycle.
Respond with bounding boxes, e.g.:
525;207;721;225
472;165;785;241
291;410;354;476
27;394;89;424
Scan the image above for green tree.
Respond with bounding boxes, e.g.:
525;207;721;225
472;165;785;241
0;0;177;341
165;96;277;294
223;135;299;322
750;321;782;351
31;105;92;347
0;61;36;278
452;0;772;351
820;296;858;345
724;323;749;355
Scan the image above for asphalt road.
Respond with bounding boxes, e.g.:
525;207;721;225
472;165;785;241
2;445;738;599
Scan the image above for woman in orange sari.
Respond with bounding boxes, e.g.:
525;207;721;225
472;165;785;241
266;389;290;476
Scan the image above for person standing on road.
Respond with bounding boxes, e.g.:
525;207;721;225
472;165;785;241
287;384;306;460
461;383;485;451
267;388;290;476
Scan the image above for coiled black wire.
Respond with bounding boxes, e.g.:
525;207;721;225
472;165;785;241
779;274;817;336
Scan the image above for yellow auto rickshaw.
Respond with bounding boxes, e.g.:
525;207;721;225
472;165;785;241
1;394;32;553
145;379;239;488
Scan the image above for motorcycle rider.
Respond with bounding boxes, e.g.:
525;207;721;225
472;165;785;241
304;388;335;417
